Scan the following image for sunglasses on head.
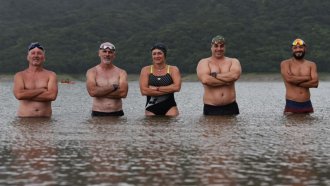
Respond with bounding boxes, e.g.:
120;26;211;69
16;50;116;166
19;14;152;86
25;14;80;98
28;42;44;51
292;39;305;46
100;45;115;51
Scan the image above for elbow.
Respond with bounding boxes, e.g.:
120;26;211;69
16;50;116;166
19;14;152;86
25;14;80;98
173;85;181;92
140;87;148;96
50;95;57;101
48;92;58;101
120;90;128;98
234;74;240;81
14;92;25;100
140;90;147;96
87;89;97;97
200;78;209;85
231;73;240;82
15;94;24;100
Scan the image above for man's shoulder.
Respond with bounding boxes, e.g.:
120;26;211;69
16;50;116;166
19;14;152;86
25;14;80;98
43;69;56;75
281;58;291;64
225;57;240;63
304;59;316;65
114;66;128;75
198;57;211;65
86;66;98;73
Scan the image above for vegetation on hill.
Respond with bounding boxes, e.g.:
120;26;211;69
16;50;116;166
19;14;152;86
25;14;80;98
0;0;329;74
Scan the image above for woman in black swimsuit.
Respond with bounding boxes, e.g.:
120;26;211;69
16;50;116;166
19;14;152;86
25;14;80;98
139;43;182;116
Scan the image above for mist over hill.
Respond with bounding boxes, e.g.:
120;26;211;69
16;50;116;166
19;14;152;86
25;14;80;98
1;0;329;74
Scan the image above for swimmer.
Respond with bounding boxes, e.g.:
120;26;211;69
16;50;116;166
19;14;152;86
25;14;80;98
139;42;181;116
280;38;319;114
13;42;58;117
196;35;242;115
86;42;128;117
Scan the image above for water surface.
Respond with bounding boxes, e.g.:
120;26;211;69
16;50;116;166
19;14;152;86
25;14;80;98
0;81;329;185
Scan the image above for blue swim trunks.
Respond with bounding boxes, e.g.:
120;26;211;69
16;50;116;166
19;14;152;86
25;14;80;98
284;99;314;114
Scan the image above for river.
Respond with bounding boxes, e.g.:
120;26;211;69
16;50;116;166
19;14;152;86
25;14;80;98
0;81;329;185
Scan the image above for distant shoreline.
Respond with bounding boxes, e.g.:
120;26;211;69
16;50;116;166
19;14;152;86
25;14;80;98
2;73;330;82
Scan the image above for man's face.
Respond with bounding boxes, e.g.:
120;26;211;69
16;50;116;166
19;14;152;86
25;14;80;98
27;48;45;66
99;49;116;64
211;42;225;58
292;45;306;60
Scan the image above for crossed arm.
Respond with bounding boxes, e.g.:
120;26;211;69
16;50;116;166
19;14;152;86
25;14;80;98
86;69;128;99
139;66;181;96
197;58;241;87
281;61;319;88
13;72;58;101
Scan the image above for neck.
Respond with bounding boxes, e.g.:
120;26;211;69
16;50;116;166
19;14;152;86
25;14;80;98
154;64;166;71
28;65;43;72
292;57;304;62
100;62;114;69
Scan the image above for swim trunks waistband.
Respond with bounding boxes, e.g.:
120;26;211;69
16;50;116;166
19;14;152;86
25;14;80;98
284;99;313;114
92;110;124;117
203;101;239;115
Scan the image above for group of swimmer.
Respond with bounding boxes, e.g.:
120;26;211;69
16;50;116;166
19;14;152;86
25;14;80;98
12;35;319;117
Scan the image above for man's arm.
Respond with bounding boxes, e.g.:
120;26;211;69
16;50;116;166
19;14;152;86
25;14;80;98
298;63;319;88
31;72;58;101
103;70;129;99
196;59;229;87
13;72;45;100
214;58;241;83
86;68;116;97
281;60;310;85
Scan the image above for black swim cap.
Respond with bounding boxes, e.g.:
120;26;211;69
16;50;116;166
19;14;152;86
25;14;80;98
151;42;167;57
28;42;44;51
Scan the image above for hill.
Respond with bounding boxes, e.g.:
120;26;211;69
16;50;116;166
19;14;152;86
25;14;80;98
0;0;329;74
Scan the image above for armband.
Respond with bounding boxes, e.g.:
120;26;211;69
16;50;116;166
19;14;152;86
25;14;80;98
112;84;119;91
211;72;217;78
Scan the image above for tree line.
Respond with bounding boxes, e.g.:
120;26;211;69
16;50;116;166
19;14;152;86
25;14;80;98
0;0;329;74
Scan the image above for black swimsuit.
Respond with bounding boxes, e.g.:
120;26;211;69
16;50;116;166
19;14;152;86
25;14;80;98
145;65;177;115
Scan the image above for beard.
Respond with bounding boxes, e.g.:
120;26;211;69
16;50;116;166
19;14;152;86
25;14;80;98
293;51;305;59
103;58;111;64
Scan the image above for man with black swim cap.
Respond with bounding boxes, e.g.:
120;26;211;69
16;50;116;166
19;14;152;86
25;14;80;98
13;42;58;117
280;38;319;114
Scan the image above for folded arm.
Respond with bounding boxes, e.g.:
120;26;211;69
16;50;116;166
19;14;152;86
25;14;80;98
13;72;58;102
298;63;319;88
86;69;116;97
103;70;128;99
214;59;241;83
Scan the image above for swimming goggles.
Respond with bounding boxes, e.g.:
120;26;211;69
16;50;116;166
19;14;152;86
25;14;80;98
292;39;305;46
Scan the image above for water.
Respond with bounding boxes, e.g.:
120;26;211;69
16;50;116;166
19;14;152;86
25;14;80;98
0;81;330;185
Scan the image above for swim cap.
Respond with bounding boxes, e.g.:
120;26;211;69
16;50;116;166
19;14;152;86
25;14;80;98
211;35;225;44
151;42;167;57
292;38;306;46
28;42;44;51
100;42;116;51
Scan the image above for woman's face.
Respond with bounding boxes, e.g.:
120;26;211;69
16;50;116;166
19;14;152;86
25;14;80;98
152;49;165;64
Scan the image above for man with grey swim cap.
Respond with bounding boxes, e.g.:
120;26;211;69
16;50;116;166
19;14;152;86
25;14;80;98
196;35;242;115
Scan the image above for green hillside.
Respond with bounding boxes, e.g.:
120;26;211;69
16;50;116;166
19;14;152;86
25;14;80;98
0;0;329;74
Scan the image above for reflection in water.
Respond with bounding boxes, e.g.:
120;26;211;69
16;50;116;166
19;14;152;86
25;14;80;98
0;81;329;185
